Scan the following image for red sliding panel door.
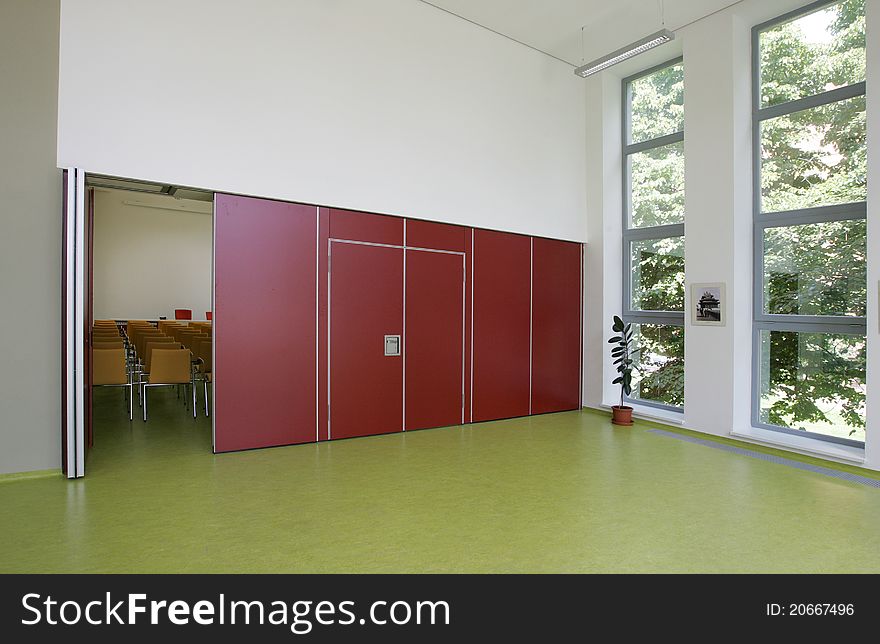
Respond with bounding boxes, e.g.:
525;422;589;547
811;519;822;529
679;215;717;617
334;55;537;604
405;219;466;252
405;248;465;431
317;208;330;441
330;208;403;245
214;194;317;452
531;237;582;414
329;241;403;439
471;229;531;422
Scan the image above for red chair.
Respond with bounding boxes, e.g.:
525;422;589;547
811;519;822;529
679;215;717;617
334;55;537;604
174;309;192;320
206;311;212;320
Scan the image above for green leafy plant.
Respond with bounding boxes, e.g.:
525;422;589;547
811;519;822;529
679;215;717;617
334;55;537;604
608;316;637;409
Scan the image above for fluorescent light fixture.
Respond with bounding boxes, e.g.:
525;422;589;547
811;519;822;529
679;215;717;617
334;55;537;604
574;29;674;78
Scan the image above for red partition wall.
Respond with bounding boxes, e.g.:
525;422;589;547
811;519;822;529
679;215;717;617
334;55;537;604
464;230;473;422
531;237;582;414
471;229;531;422
330;241;403;439
330;208;403;245
61;171;68;476
405;219;466;252
405;249;465;431
214;194;317;452
317;208;330;441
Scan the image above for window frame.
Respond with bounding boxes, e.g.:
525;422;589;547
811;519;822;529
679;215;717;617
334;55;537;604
751;0;867;447
622;57;685;413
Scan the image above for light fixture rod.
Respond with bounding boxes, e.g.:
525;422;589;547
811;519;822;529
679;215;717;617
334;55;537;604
574;29;674;78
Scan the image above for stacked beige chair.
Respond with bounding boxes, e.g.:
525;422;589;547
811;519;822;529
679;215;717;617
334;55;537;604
195;340;212;416
92;347;133;420
142;348;195;422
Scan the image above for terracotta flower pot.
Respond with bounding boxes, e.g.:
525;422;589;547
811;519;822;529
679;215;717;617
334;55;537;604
611;405;633;426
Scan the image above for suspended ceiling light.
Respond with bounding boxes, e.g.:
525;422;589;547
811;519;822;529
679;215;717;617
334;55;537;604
574;29;675;78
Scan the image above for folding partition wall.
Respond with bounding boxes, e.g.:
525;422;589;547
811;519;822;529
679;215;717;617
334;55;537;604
531;237;583;414
405;247;465;431
471;229;532;422
213;194;318;452
329;239;404;440
213;194;582;454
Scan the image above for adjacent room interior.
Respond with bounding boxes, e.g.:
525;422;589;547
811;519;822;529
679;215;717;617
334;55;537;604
85;176;214;459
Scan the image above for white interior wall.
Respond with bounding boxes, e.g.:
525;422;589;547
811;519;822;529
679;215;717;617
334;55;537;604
57;0;587;243
92;190;213;321
0;0;61;475
681;10;752;447
583;0;880;469
581;72;623;410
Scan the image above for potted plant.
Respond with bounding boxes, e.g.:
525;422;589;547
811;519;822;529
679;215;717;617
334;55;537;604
608;315;637;426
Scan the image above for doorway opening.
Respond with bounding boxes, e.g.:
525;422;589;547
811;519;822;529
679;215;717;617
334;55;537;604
78;173;215;475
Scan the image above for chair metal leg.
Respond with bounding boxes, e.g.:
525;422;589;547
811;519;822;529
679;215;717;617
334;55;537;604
192;381;197;418
204;381;210;417
128;383;133;421
143;386;148;422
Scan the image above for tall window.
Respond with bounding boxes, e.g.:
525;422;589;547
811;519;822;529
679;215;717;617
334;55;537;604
753;0;866;445
622;59;685;411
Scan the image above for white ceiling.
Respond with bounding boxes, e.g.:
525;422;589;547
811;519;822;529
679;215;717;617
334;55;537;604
420;0;743;66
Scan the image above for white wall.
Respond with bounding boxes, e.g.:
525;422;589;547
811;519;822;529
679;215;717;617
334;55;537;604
57;0;587;242
92;190;212;321
0;0;62;475
583;0;880;469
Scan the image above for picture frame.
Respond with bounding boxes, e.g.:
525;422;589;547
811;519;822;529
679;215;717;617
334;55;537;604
691;283;726;327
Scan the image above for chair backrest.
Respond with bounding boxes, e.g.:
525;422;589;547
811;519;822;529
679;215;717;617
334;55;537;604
174;309;193;320
177;329;200;348
198;340;212;373
206;311;212;320
133;329;162;345
144;339;179;371
190;335;207;357
92;348;128;385
193;334;214;356
158;320;184;333
149;349;192;385
189;324;212;336
127;322;153;341
136;332;168;358
93;340;124;349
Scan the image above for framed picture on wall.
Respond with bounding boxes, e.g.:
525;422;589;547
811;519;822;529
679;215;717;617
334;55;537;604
691;283;725;327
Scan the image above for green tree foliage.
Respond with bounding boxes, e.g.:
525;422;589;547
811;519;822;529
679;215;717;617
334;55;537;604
630;63;684;228
633;323;684;407
760;0;865;213
627;62;685;406
759;0;866;438
761;331;865;434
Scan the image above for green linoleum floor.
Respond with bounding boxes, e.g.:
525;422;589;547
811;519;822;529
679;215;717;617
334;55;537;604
2;387;880;573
